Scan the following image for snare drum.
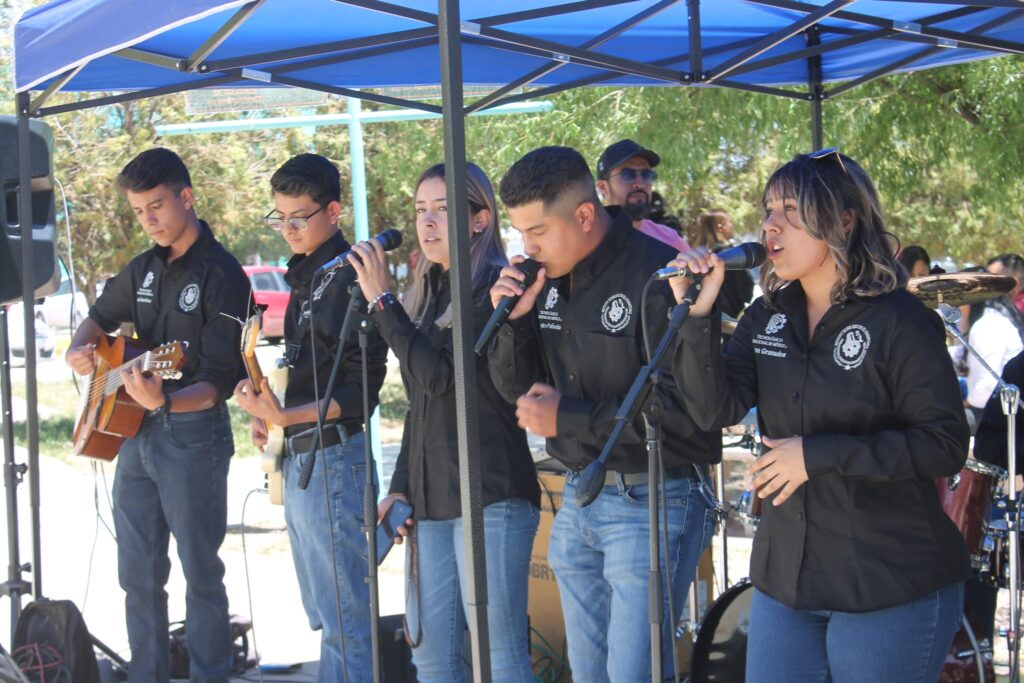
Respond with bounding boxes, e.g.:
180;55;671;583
936;459;1007;571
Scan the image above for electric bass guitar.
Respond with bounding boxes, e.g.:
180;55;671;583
73;336;187;461
240;312;289;505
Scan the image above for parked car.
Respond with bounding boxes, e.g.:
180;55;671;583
5;304;56;360
36;262;89;330
243;265;289;344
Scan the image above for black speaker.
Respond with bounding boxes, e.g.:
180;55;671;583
379;614;418;682
0;115;58;306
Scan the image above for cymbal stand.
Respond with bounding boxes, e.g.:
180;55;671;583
938;303;1021;681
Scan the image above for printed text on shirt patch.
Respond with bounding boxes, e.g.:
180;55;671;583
753;313;788;358
539;285;562;331
137;271;156;304
178;284;200;312
601;294;632;333
833;324;870;370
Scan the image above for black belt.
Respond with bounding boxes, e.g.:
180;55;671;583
286;424;362;457
602;466;694;487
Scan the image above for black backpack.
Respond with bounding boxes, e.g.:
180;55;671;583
11;599;100;683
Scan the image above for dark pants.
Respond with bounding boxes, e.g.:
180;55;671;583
113;405;234;683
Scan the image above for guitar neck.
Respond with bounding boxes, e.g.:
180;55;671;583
99;353;156;398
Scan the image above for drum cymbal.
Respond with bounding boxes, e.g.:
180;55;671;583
907;273;1016;309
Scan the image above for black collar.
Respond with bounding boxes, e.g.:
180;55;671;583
154;220;214;269
568;205;634;293
285;231;350;288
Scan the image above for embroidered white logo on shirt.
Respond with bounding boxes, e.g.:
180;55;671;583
137;271;156;304
601;293;632;333
833;324;870;370
544;287;559;310
765;313;787;334
179;284;200;312
312;269;336;302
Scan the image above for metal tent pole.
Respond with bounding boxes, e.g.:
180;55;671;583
438;2;492;681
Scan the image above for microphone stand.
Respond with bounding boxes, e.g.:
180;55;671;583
938;303;1021;681
359;316;383;683
575;292;696;683
296;280;364;683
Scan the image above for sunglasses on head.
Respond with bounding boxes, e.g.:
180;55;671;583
611;168;657;184
807;147;848;176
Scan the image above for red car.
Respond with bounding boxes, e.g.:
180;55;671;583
243;265;289;344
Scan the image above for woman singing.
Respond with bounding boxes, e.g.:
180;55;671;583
667;149;971;682
347;163;540;683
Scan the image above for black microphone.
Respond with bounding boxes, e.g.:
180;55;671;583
317;229;404;273
474;259;542;356
652;242;767;280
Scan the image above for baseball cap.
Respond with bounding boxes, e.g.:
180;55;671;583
596;139;661;179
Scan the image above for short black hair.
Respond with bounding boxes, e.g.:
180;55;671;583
117;148;192;194
500;146;595;211
271;153;341;206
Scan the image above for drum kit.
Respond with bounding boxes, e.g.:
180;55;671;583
682;273;1021;683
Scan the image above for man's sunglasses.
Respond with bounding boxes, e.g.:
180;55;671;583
611;168;657;184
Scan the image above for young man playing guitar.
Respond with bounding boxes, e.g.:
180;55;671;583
66;148;251;683
233;153;387;682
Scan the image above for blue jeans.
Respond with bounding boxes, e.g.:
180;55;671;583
283;427;373;683
549;472;715;683
408;498;539;683
113;404;234;683
746;582;964;683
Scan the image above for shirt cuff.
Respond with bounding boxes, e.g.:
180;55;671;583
802;433;838;478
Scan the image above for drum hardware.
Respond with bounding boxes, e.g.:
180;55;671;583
907;272;1016;309
935;302;1021;682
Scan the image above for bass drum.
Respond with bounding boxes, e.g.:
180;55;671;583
688;580;752;683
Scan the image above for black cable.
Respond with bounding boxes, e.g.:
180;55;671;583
305;269;350;683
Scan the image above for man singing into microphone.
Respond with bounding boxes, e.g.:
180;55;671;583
488;146;720;682
233;153;387;682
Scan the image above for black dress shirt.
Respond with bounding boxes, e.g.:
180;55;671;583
675;283;972;612
372;264;540;521
489;207;721;474
89;221;250;400
282;231;387;437
974;350;1024;472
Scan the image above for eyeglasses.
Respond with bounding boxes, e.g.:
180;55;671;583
264;205;324;231
611;168;657;184
807;147;848;176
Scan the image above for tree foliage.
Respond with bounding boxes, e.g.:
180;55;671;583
1;2;1021;295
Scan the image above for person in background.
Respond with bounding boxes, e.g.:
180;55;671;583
965;254;1024;431
668;148;970;682
898;244;931;278
346;162;540;682
691;208;755;318
595;138;690;252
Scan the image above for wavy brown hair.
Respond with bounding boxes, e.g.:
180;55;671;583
759;151;905;308
692;208;731;249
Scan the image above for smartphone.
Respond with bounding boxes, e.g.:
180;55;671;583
376;499;414;565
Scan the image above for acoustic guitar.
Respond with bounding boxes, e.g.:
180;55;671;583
240;312;289;505
73;336;187;460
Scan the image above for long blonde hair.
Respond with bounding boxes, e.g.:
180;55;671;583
759;151;905;308
404;163;506;329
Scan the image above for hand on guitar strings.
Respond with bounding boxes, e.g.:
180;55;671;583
233;377;285;426
121;364;166;411
748;435;809;507
250;416;269;452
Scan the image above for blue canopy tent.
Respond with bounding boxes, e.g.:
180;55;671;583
7;1;1024;679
